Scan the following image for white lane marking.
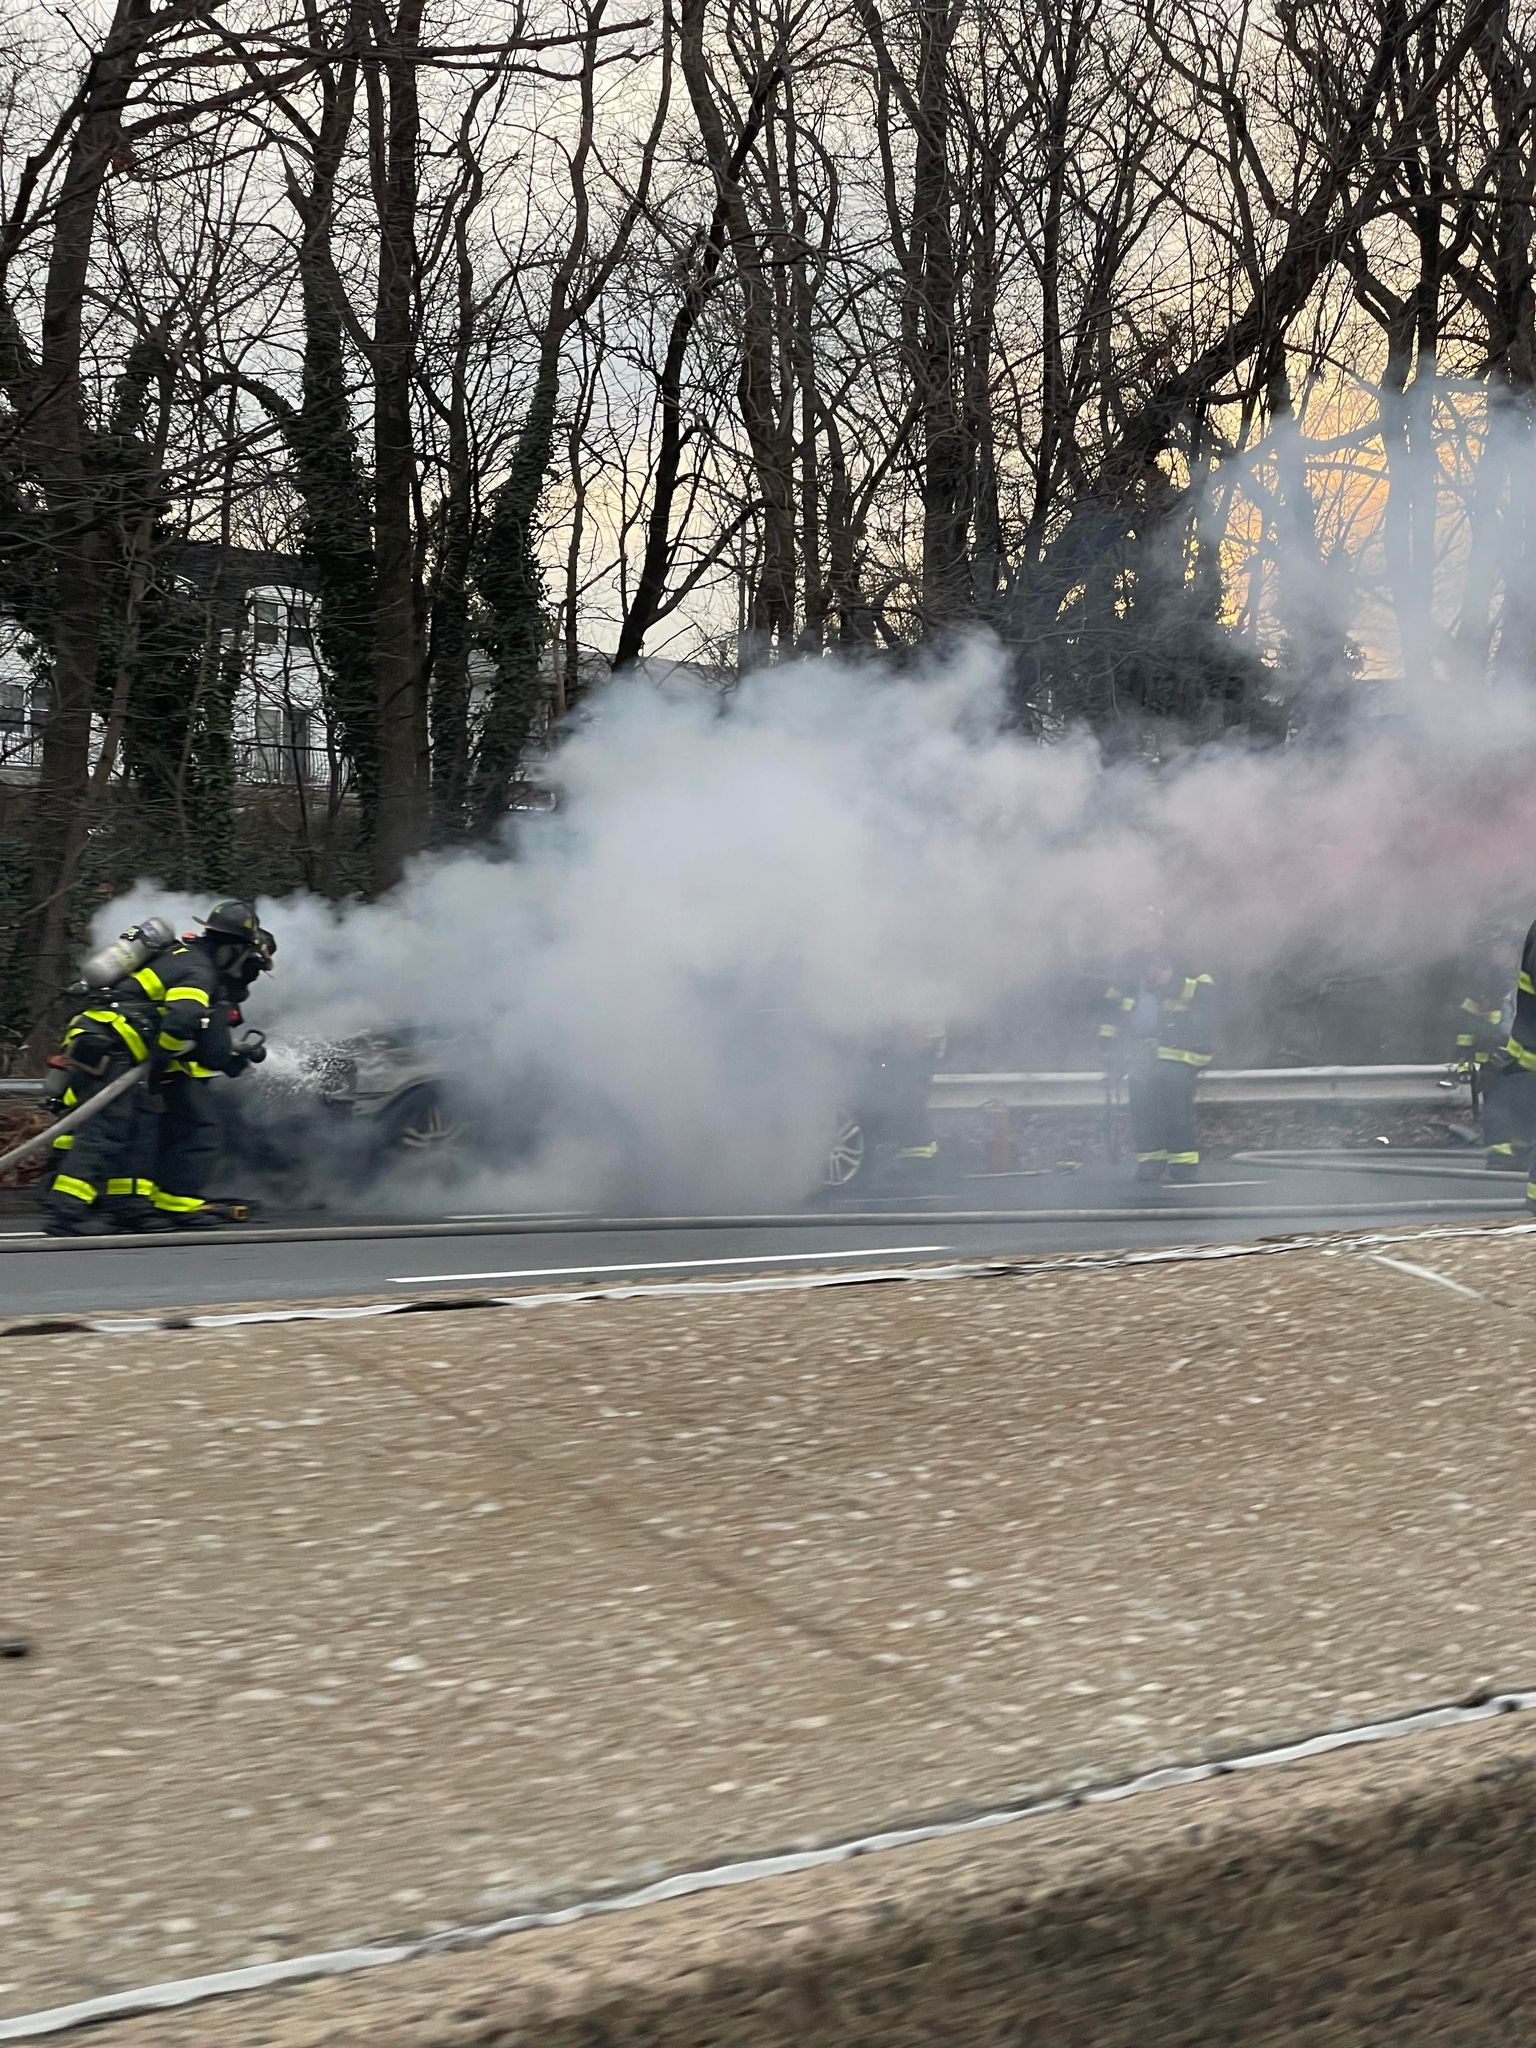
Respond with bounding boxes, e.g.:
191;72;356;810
446;1211;592;1222
1368;1252;1484;1301
1166;1180;1266;1190
389;1246;950;1286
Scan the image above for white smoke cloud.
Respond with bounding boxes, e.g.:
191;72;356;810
95;634;1536;1209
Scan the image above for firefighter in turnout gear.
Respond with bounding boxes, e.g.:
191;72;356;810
881;1022;947;1183
142;901;269;1228
44;900;270;1235
1452;921;1530;1170
1099;920;1216;1185
1491;917;1536;1210
43;917;176;1235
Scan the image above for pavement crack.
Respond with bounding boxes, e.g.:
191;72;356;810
353;1348;1033;1752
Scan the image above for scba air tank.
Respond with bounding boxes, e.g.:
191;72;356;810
76;916;177;993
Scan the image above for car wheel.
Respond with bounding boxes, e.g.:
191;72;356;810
374;1085;464;1170
823;1112;866;1190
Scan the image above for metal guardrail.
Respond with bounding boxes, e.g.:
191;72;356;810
933;1065;1457;1110
0;1065;1459;1107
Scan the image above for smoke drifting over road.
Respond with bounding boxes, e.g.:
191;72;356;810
102;640;1536;1209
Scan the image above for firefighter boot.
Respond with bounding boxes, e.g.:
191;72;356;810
41;1209;119;1238
137;1199;254;1233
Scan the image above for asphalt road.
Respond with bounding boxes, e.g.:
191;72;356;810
0;1156;1520;1316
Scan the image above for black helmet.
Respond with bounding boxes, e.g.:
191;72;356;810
201;899;261;939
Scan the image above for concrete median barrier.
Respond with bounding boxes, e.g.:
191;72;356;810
13;1226;1536;2045
92;1709;1536;2047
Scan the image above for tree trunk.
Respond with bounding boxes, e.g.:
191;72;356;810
469;345;559;833
9;0;156;1027
368;0;428;890
1476;0;1536;686
912;0;968;630
677;0;793;662
427;202;478;840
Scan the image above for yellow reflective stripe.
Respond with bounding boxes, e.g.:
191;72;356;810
1168;1151;1200;1165
152;1191;206;1213
1156;1046;1212;1066
1098;1023;1119;1037
1489;1142;1517;1157
1456;1033;1476;1047
107;1177;157;1197
82;1009;148;1061
1180;978;1199;1001
898;1142;938;1158
1505;1038;1536;1072
1522;973;1536;996
131;964;167;1001
164;984;212;1005
1136;1150;1168;1163
158;1031;193;1052
51;1174;96;1203
51;1133;75;1151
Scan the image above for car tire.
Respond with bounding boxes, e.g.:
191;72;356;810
821;1111;867;1194
371;1084;464;1173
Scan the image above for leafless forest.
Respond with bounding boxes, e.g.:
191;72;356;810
0;0;1532;1029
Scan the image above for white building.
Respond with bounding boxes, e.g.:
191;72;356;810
0;546;726;794
0;547;332;790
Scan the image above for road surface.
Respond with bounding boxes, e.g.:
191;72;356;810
0;1154;1517;1316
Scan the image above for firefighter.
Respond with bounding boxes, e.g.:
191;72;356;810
881;1022;947;1182
42;919;176;1236
1452;921;1529;1169
1492;916;1536;1211
141;901;270;1229
1099;917;1216;1184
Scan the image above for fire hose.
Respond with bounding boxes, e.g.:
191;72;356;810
0;1061;147;1178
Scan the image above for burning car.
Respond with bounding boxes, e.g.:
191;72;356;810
219;1025;940;1208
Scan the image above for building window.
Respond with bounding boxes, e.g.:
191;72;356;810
253;703;284;777
287;606;313;650
252;597;281;646
251;702;319;784
0;680;27;731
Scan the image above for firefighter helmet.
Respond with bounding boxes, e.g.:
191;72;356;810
201;899;261;939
